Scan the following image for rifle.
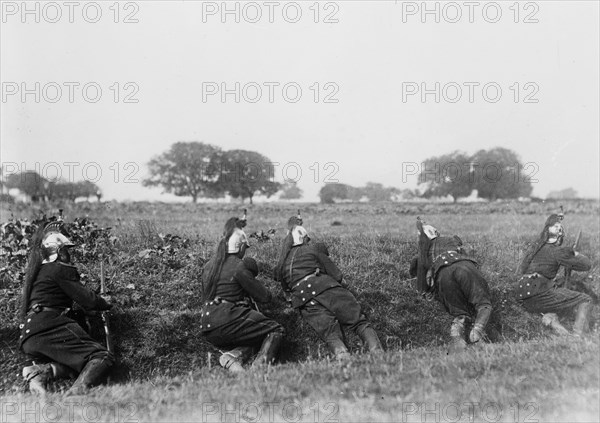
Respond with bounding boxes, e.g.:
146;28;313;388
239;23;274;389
100;256;114;353
563;229;582;290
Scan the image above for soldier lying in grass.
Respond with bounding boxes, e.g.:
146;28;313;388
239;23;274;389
20;218;114;395
410;218;495;354
200;214;284;372
516;213;592;336
273;214;383;360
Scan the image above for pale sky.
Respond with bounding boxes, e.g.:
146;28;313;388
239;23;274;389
1;1;599;202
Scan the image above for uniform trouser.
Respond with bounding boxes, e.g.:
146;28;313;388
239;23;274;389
521;287;591;315
299;287;371;346
21;322;114;373
437;261;492;319
202;308;283;351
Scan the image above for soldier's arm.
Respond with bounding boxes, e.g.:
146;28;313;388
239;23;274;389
235;265;272;303
55;263;111;311
556;247;592;272
315;252;343;283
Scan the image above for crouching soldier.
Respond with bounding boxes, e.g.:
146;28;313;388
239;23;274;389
19;219;114;395
273;214;383;360
516;213;592;336
200;214;284;372
410;218;494;354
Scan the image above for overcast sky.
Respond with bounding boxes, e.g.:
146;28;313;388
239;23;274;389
1;1;598;202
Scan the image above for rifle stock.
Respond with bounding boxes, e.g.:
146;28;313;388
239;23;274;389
564;229;582;289
100;260;114;353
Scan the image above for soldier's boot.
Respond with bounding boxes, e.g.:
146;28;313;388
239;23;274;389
573;302;592;337
326;338;351;361
357;326;384;354
448;316;468;354
219;348;247;373
252;330;284;368
67;357;112;395
22;363;53;395
541;313;570;336
50;362;76;379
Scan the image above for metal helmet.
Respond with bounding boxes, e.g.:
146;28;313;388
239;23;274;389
40;219;74;264
227;228;249;254
547;221;565;245
291;226;309;246
421;224;440;240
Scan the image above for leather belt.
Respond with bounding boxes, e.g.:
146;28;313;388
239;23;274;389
29;304;69;315
291;272;318;290
204;297;249;307
432;250;459;264
518;273;540;281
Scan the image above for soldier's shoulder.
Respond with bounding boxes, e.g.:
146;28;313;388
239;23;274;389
56;262;78;269
55;262;80;280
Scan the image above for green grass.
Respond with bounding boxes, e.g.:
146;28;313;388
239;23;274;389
1;337;597;422
1;200;599;422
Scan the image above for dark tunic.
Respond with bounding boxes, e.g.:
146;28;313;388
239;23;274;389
428;236;491;318
200;256;281;349
281;244;370;342
280;244;343;309
19;261;113;372
517;244;591;313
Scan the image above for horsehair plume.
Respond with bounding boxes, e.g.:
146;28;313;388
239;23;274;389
205;216;240;301
223;217;240;238
20;218;48;319
415;215;434;293
517;213;561;275
237;209;248;229
43;221;62;235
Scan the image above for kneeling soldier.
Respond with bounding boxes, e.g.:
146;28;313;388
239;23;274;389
200;214;284;372
274;214;383;360
19;219;114;395
410;218;494;353
516;213;592;336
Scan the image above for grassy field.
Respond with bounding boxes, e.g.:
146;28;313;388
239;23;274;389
0;200;598;422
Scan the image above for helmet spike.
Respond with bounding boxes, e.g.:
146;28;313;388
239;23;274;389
558;205;564;220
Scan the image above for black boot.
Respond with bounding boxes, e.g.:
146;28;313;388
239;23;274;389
51;362;76;379
541;313;570;336
67;357;112;395
326;338;351;361
358;326;384;353
573;302;591;336
220;347;252;372
448;316;468;354
252;330;284;367
22;363;53;395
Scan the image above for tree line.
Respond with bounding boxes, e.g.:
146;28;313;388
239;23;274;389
1;170;101;203
143;142;281;204
2;144;552;204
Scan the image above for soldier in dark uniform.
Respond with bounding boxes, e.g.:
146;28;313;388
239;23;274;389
410;218;494;353
200;215;284;372
19;219;114;395
516;213;592;336
274;215;383;360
